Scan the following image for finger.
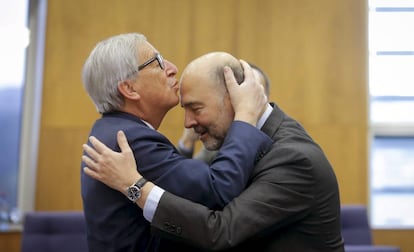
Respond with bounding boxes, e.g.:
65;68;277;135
240;60;251;73
224;66;238;92
117;131;132;153
82;155;97;170
82;144;100;163
89;135;111;154
83;167;100;180
239;60;254;83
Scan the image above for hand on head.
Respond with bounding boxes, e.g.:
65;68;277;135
82;130;141;194
224;60;267;126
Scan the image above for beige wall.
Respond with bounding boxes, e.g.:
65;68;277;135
32;0;413;251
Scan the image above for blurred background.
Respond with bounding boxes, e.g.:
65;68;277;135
0;0;413;251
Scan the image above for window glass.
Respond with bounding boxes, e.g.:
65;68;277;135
369;55;414;96
369;11;414;51
369;0;414;229
370;137;414;228
371;97;414;124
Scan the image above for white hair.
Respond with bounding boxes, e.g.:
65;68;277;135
81;33;147;113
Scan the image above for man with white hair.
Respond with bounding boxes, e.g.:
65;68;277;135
81;34;271;251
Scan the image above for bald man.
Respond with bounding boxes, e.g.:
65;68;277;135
177;62;272;164
83;52;345;252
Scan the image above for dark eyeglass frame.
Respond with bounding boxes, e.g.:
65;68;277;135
137;53;165;71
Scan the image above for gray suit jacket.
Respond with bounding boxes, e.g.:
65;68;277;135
152;103;345;252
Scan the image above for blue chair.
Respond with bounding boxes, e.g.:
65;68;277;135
345;245;400;252
21;211;88;252
341;205;400;252
341;205;373;245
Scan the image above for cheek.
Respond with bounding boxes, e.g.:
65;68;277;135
193;112;214;129
220;117;234;135
209;111;233;132
162;83;179;99
195;116;209;128
197;102;233;129
220;110;235;132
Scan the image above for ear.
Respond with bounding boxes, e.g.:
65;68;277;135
118;80;141;100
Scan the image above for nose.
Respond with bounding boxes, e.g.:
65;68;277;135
164;59;178;76
184;110;197;129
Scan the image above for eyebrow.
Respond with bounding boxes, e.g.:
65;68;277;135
181;101;203;108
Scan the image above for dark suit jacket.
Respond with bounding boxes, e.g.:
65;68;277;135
151;104;345;252
80;111;272;252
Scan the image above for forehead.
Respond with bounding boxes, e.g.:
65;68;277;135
180;70;220;107
137;42;158;59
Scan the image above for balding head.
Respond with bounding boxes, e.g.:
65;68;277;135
179;52;244;151
180;52;244;93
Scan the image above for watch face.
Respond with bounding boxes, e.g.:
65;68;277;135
127;186;141;202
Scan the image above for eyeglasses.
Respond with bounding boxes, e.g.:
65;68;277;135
137;53;165;71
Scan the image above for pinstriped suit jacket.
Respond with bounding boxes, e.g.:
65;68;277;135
153;103;345;252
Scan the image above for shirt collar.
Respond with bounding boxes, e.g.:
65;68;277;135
256;103;273;130
141;119;155;130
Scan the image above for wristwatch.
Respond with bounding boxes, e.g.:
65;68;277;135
126;177;148;202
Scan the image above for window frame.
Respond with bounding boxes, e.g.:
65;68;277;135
17;0;48;213
368;0;414;229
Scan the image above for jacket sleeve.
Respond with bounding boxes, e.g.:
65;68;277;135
128;121;272;209
149;147;318;250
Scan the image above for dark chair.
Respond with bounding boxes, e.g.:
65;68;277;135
341;205;373;245
21;211;88;252
345;245;401;252
341;205;400;252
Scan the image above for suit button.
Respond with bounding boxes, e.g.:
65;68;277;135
164;222;175;233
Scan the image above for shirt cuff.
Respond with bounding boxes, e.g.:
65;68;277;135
143;185;165;222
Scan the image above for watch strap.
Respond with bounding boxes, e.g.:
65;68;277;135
134;177;148;189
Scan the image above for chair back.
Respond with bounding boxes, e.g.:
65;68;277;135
21;211;88;252
341;205;373;245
